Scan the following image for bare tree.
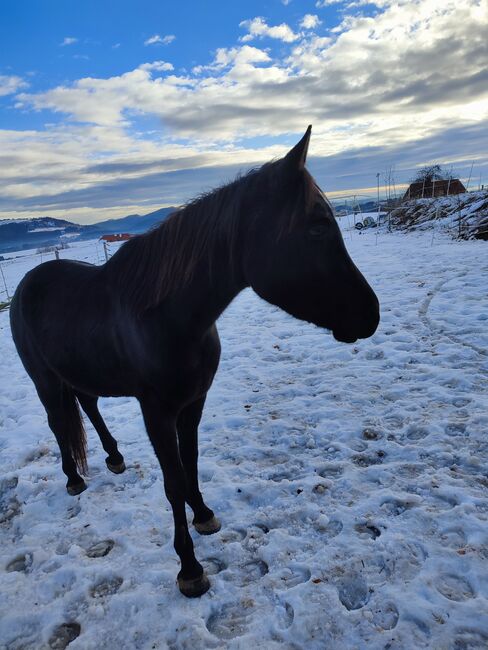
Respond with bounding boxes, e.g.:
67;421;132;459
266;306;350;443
412;164;452;184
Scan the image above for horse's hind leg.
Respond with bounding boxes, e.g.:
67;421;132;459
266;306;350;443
37;382;88;495
177;396;220;535
76;393;125;474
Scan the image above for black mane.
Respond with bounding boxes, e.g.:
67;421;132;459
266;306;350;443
106;162;319;312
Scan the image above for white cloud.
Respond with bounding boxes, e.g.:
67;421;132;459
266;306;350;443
5;0;488;221
212;46;271;69
139;61;174;72
0;75;28;96
240;17;299;43
60;37;78;46
144;34;176;46
300;14;322;29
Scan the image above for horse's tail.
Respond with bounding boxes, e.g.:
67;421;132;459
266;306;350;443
62;384;88;476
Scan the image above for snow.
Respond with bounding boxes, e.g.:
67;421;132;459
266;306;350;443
1;229;488;649
390;190;488;240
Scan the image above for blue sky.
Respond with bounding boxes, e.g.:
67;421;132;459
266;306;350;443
1;0;487;223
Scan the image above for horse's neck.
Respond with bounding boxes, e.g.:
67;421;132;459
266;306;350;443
166;242;248;334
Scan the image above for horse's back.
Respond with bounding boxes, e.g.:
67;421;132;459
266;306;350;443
10;259;103;373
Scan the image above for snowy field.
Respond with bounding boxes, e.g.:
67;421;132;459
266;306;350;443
1;228;488;649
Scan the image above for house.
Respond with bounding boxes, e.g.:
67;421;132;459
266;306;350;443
403;179;466;201
99;233;133;243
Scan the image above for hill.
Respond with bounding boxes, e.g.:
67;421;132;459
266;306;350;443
0;206;176;253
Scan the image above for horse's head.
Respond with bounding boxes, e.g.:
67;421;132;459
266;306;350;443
243;126;380;343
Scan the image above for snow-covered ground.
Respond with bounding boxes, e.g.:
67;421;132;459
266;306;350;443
390;190;488;241
1;229;488;649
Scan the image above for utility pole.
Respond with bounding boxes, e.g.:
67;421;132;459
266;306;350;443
376;172;380;216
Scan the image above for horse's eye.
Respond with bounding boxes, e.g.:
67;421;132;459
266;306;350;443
309;222;329;237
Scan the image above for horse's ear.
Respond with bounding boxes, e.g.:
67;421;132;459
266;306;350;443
283;125;312;172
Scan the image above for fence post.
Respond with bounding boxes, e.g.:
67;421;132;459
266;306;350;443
0;263;10;300
103;241;109;261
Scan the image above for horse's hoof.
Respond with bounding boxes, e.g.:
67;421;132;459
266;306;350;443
178;572;210;598
106;460;126;474
67;481;87;496
194;515;221;535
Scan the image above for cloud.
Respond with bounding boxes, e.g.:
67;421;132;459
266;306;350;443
139;61;174;72
144;34;176;46
0;75;28;96
240;17;299;43
4;0;488;222
60;37;78;46
316;0;343;6
300;14;322;29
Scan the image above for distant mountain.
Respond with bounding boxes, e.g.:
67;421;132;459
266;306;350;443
0;207;176;253
87;207;175;235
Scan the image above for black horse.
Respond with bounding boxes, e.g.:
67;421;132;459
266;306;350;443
10;127;379;597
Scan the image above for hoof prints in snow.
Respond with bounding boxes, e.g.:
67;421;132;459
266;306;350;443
48;622;81;650
0;476;20;524
354;523;381;539
337;575;371;610
86;539;115;558
435;575;475;601
367;601;399;630
6;552;32;573
274;565;311;589
235;559;269;586
206;598;294;640
206;601;254;640
2;231;488;648
90;576;123;598
203;557;227;575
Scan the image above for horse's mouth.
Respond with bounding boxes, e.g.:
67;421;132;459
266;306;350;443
332;330;358;344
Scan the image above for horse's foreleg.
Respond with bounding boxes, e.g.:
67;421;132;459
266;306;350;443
177;396;220;535
140;395;209;598
76;393;125;474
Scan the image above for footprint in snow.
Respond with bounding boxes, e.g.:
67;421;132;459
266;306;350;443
48;622;81;650
220;528;246;543
206;600;254;640
366;601;399;630
90;575;123;598
453;397;471;408
445;422;467;436
452;629;488;649
86;539;115;558
336;574;370;610
321;519;343;540
6;552;33;573
352;451;386;467
387;540;427;582
362;428;384;441
276;600;294;629
381;498;416;516
317;464;344;479
435;574;475;601
0;476;21;524
202;557;227;575
439;527;467;548
354;523;381;540
406;425;430;441
274;565;311;590
236;559;269;586
383;415;404;430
